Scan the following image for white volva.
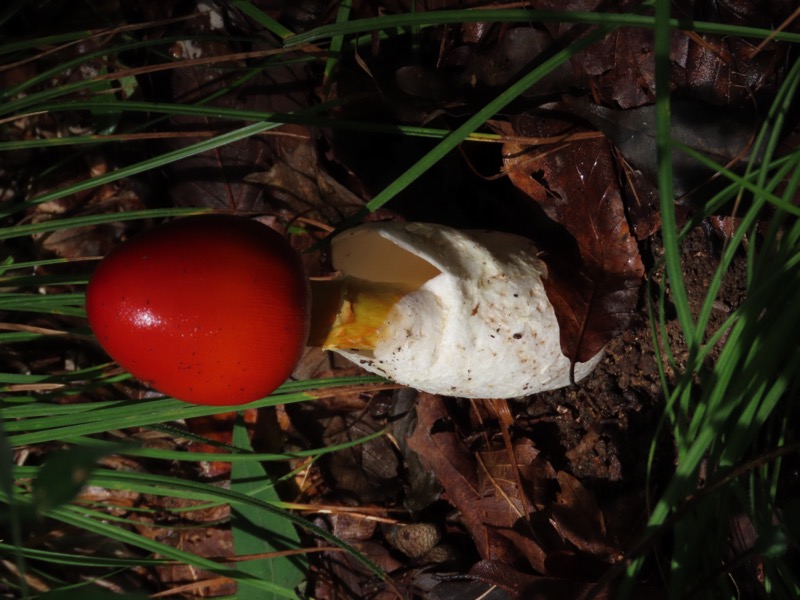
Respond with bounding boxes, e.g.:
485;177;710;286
329;222;601;398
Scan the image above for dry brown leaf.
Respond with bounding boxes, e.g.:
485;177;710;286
323;411;401;503
163;6;312;211
407;395;548;572
470;558;614;600
29;162;148;259
166;42;274;211
183;409;262;478
677;32;787;107
156;526;235;597
470;557;667;600
577;27;657;109
504;122;644;363
244;123;367;223
550;471;621;562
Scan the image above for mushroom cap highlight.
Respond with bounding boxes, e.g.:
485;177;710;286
86;215;309;405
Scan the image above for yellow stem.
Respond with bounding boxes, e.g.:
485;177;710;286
308;277;416;350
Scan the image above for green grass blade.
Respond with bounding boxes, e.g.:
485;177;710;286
231;414;305;600
284;9;800;47
331;22;615;230
230;0;295;40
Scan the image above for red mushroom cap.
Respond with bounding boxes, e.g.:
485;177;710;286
86;215;309;406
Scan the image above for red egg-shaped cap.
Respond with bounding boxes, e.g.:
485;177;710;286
86;215;310;405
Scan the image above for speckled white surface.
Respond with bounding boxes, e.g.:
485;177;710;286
331;222;601;398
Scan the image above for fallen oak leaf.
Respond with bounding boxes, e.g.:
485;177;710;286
469;558;667;600
406;394;548;572
549;471;622;563
406;397;623;575
677;29;788;107
563;96;759;200
468;559;614;600
575;26;657;109
503;122;644;364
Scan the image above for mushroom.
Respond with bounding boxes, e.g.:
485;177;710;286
86;216;600;405
319;222;601;398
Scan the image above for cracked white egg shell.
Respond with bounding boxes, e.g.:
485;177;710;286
329;222;601;398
